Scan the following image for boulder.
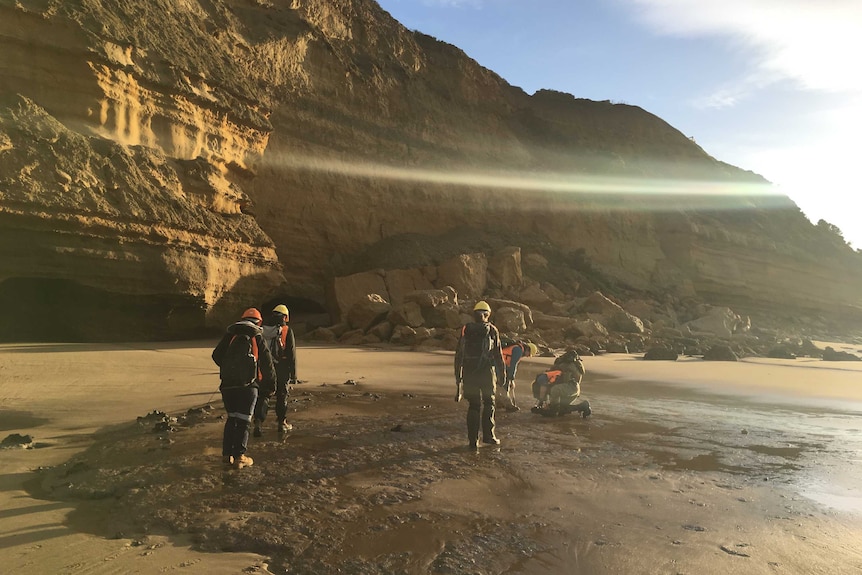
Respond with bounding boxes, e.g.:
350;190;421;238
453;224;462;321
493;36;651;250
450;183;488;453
327;270;389;323
703;345;739;361
488;246;523;290
368;321;393;341
542;282;567;301
569;318;609;338
425;302;463;329
822;347;861;361
402;289;461;329
532;311;574;331
518;282;554;313
644;347;678;361
385;268;435;305
486;298;533;327
339;328;365;345
404;289;451;308
436;253;487;299
685;306;746;338
388;301;425;328
522;252;549;269
653;326;684;339
308;326;336;342
330;322;351;337
390;325;418;346
412;327;436;347
440;285;459;306
767;346;797;360
799;339;823;358
607;310;645;334
605;341;629;353
580;291;625;315
346;294;391;332
1;433;33;448
494;306;527;333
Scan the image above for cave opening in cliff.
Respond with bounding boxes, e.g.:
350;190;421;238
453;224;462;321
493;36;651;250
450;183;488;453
0;278;202;342
261;295;329;332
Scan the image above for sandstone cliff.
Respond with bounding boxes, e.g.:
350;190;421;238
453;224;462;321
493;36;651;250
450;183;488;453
1;0;860;341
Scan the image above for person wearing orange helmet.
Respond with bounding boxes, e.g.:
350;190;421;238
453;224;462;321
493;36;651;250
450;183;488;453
212;307;276;469
253;304;297;436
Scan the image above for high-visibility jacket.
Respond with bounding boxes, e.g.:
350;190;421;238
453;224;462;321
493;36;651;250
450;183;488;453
501;343;527;380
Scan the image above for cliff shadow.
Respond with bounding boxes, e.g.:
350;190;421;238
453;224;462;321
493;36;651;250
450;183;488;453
0;277;207;342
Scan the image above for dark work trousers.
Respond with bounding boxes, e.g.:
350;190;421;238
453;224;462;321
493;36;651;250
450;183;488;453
549;382;590;415
463;368;496;443
221;385;258;458
254;362;291;424
274;361;291;422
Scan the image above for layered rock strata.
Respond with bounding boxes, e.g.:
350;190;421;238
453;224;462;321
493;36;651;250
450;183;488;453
1;0;860;341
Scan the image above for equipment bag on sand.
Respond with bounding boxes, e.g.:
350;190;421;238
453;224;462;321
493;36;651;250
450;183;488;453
461;322;494;372
220;333;259;388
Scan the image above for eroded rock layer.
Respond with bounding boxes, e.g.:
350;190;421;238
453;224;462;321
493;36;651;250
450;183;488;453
1;0;860;340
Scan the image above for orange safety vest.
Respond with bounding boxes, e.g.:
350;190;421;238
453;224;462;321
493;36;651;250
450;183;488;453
501;343;525;367
544;369;563;385
279;325;290;354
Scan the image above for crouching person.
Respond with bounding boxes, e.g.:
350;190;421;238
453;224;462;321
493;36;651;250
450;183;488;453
531;351;591;418
212;308;277;469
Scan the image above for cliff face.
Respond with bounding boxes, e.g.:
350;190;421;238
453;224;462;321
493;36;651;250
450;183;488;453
1;0;860;340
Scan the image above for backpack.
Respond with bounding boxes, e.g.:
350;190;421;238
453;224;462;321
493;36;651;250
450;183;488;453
262;324;285;363
461;322;495;372
220;333;259;387
554;350;586;376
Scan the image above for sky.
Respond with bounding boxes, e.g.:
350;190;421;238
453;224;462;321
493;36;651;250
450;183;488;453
375;0;862;249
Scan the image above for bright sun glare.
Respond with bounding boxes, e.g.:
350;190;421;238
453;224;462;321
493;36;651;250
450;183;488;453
269;153;788;211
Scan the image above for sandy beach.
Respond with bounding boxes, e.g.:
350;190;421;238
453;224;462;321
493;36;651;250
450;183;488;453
2;341;862;574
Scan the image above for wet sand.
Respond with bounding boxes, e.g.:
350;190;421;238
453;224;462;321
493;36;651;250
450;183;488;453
1;342;861;574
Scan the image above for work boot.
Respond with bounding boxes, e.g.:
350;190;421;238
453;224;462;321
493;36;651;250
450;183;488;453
582;406;592;418
253;422;262;437
482;436;501;445
505;405;520;412
468;440;478;450
222;455;233;466
234;454;254;469
278;420;293;433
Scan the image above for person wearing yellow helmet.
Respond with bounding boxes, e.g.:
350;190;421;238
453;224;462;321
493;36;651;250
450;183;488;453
454;300;506;449
253;304;297;436
497;339;539;412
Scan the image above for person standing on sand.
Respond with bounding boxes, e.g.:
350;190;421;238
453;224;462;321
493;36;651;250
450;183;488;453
455;300;506;449
496;340;538;412
253;304;297;436
212;308;276;469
